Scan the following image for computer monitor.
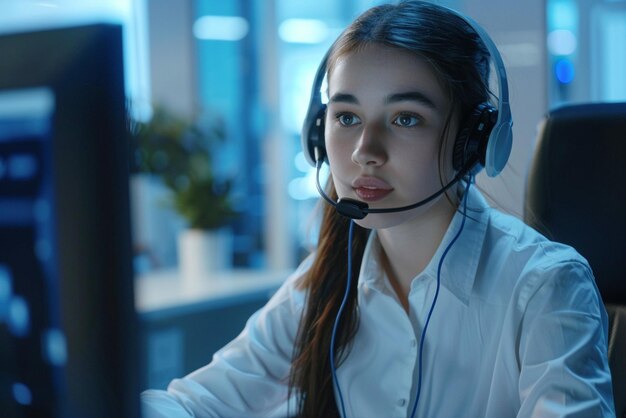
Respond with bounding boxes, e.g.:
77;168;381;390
0;24;140;418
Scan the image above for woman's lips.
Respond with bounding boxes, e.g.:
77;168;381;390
354;187;392;201
352;177;393;202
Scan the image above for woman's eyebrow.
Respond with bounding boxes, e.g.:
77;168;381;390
328;91;437;109
328;92;358;104
386;91;437;109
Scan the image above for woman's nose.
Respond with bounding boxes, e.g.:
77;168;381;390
351;124;387;167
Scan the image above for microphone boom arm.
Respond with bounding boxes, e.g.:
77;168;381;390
314;157;476;219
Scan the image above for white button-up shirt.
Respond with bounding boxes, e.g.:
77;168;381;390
142;188;615;417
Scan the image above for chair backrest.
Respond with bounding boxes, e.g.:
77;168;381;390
524;102;626;416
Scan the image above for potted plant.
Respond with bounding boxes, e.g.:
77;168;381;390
132;105;237;278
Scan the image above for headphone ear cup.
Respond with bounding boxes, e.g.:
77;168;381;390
302;104;327;165
452;102;498;172
301;50;330;166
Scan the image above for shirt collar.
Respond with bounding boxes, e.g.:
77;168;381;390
358;184;490;305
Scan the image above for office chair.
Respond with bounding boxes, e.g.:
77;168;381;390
524;102;626;417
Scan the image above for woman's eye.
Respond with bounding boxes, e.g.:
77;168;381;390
336;113;360;126
393;114;420;127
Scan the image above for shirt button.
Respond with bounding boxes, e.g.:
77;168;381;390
410;339;417;348
397;398;407;407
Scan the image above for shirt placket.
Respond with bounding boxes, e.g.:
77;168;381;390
405;274;436;416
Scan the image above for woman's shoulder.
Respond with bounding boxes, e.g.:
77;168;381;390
472;209;595;298
485;206;590;271
464;188;589;275
474;206;598;305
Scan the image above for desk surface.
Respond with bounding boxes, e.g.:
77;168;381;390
135;269;292;321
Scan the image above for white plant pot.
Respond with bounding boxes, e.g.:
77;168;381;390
177;228;232;281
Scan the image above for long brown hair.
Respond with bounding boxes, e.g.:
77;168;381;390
289;182;369;417
288;1;492;416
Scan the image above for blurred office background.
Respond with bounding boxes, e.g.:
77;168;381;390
2;0;626;394
4;0;625;271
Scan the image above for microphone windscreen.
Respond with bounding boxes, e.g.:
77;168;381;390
336;198;369;219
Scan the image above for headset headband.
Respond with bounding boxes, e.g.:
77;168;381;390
460;13;513;176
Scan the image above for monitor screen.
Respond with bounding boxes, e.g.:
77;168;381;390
0;24;140;418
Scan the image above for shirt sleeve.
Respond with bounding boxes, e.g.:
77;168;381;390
516;257;615;417
140;259;311;418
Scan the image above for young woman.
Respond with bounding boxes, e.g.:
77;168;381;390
142;2;615;417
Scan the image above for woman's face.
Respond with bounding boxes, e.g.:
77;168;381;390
325;43;458;229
